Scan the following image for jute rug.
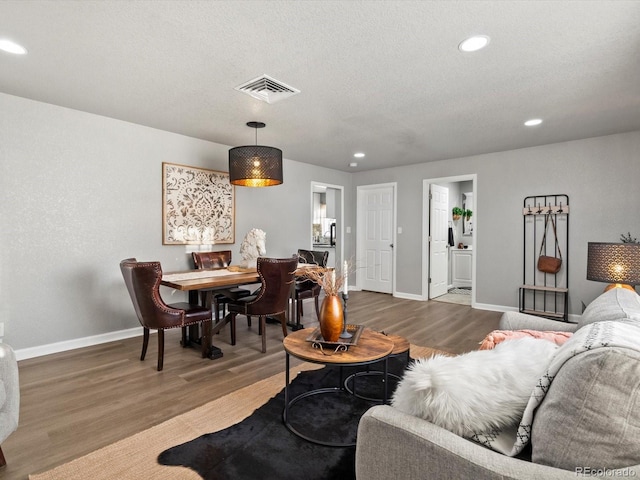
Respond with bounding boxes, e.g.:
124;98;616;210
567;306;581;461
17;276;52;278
29;345;444;480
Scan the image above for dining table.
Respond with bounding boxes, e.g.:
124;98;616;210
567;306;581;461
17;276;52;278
161;267;261;359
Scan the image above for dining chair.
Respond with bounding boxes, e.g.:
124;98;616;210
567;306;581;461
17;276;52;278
225;256;298;353
294;249;329;329
191;251;251;321
120;258;212;371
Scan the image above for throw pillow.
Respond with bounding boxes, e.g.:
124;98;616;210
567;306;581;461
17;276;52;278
578;287;640;329
532;346;640;470
391;337;558;437
479;329;572;350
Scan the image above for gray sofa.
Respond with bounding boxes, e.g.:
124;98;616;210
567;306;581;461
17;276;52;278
356;288;640;479
0;343;19;467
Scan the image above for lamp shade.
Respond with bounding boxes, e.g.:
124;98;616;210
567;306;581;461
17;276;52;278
229;121;283;187
229;145;283;187
587;242;640;285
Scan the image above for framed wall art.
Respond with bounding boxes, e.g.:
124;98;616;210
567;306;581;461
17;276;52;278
162;162;235;245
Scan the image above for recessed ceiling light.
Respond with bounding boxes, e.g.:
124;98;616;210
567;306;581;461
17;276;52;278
524;118;543;127
458;35;490;53
354;152;365;158
0;39;28;55
349;162;358;168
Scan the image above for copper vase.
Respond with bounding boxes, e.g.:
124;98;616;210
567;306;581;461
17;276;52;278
319;294;344;342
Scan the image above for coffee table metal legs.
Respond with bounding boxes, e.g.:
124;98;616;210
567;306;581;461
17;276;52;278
283;353;389;447
344;350;410;402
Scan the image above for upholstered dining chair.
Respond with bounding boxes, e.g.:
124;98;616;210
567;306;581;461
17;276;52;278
191;251;251;321
120;258;212;371
224;256;298;353
294;249;329;329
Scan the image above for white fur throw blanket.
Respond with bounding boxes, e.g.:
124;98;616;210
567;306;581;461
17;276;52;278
471;320;640;456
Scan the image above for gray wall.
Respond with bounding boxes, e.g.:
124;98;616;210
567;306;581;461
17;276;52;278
352;131;640;313
0;93;352;351
2;91;639;354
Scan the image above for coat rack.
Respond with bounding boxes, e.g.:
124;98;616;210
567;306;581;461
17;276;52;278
519;194;570;321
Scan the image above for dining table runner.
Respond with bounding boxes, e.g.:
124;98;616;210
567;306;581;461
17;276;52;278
162;269;250;282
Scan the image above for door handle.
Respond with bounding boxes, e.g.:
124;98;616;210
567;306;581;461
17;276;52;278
390;243;394;248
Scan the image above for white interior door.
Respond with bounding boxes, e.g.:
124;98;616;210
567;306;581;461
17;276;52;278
429;184;449;298
359;186;394;293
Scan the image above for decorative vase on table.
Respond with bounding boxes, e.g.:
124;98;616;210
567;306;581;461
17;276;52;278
319;294;344;342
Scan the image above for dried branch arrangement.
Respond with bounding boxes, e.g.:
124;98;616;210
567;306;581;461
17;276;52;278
295;259;356;296
294;266;343;296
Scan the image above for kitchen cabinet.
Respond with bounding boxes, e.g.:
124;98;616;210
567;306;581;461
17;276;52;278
326;247;335;268
451;248;472;288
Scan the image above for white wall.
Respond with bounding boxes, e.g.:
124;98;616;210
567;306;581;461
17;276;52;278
0;93;352;353
353;131;640;314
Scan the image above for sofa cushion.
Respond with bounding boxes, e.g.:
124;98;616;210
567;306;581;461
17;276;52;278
578;288;640;329
531;344;640;470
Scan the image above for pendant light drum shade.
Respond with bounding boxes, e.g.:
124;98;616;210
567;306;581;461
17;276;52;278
229;122;283;187
229;145;283;187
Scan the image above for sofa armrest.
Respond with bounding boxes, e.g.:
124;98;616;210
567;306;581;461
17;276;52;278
356;405;581;480
0;343;19;443
499;311;578;332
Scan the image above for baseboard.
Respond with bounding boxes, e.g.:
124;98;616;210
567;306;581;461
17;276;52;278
393;291;423;301
15;326;145;361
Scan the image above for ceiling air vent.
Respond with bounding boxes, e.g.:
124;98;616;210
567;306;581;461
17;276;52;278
235;74;300;104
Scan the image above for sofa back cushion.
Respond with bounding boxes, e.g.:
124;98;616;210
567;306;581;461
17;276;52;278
531;345;640;470
578;288;640;329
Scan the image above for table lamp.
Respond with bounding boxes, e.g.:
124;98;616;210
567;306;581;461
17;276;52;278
587;242;640;292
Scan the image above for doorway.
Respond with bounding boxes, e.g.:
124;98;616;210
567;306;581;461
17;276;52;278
356;183;396;294
310;182;344;269
422;175;477;306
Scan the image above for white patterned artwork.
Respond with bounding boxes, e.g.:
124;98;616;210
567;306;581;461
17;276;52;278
162;162;235;245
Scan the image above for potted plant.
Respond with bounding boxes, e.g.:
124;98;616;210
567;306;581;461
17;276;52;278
464;209;473;221
452;207;464;221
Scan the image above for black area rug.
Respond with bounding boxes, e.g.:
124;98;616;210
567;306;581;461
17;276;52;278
157;357;408;480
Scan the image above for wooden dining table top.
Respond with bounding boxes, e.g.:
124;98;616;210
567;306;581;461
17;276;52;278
160;267;260;291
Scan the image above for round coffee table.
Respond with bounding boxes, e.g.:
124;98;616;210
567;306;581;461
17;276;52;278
343;333;410;401
282;327;394;447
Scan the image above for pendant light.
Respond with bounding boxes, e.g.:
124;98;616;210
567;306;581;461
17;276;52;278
228;122;283;187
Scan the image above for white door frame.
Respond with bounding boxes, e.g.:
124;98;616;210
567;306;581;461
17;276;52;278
310;181;344;269
356;183;397;295
422;175;477;305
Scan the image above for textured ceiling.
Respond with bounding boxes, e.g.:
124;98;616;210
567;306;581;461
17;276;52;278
1;0;639;172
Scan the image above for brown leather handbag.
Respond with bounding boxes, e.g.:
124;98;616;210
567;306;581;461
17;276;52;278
537;214;562;274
